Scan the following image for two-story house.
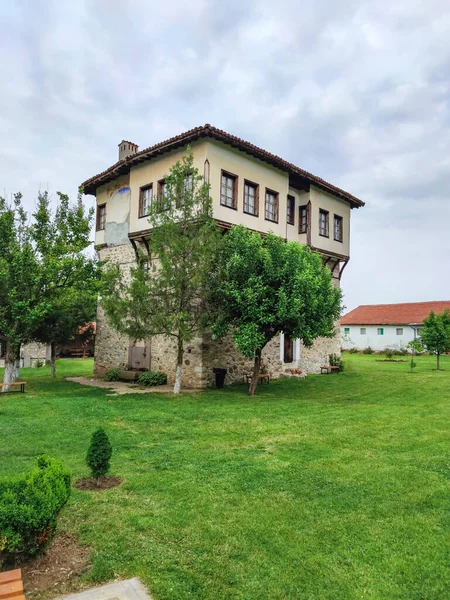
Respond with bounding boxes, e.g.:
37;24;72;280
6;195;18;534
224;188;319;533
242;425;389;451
82;124;364;387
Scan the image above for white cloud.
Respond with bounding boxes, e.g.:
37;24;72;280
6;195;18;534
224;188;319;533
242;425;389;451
1;0;450;309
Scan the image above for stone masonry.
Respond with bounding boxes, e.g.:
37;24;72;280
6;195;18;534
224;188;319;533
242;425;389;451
95;237;342;388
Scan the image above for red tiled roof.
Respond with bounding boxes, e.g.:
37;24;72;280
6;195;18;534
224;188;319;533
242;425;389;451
341;302;450;326
81;124;364;208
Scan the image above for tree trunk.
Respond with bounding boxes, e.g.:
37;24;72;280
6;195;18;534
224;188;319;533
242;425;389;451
51;342;56;378
249;347;262;396
2;339;20;392
437;352;440;370
173;336;183;394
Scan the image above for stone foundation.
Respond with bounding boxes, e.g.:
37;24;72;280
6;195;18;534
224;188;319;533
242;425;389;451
94;240;341;387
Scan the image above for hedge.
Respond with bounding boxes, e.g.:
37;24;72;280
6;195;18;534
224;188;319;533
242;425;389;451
0;456;71;563
136;371;167;387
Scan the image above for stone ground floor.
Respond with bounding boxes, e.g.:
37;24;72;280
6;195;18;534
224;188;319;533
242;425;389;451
94;305;341;388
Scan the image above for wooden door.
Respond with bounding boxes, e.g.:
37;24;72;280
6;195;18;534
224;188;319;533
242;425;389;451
284;335;294;363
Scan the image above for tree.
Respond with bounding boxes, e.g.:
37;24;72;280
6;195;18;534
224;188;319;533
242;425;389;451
30;191;98;377
101;149;222;393
420;309;450;370
0;194;45;389
211;226;342;396
86;427;112;478
0;191;96;389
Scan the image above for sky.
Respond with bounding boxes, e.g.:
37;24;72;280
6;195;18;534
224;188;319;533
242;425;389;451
1;0;450;312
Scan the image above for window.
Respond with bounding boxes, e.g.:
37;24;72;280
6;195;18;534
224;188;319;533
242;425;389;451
265;189;279;222
360;327;366;335
96;204;106;231
221;171;238;209
377;328;384;335
299;205;308;234
139;185;153;218
396;328;403;336
157;179;169;211
319;209;329;237
243;180;258;216
287;195;295;225
344;327;350;334
334;215;343;242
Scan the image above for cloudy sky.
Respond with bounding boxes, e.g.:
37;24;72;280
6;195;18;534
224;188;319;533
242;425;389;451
1;0;450;311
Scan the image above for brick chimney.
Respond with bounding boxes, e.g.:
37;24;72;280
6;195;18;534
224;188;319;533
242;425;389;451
118;140;138;161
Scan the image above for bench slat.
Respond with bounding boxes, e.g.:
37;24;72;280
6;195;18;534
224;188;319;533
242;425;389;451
0;572;21;585
0;580;24;598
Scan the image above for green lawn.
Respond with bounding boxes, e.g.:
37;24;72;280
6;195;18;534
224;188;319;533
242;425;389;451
1;355;450;599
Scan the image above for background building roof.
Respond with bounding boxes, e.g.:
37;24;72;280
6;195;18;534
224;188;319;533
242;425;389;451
341;301;450;326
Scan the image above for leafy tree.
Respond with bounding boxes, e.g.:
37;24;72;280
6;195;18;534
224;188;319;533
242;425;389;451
0;191;96;389
0;194;44;389
86;427;112;478
420;309;450;370
101;149;222;393
211;226;342;395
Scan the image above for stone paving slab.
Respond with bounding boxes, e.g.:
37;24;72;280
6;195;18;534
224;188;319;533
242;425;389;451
65;376;201;395
60;578;153;600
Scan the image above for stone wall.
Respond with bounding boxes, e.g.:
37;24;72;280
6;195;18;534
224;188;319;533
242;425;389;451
94;240;342;385
94;242;136;375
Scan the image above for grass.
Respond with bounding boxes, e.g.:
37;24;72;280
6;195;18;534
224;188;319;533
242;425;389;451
1;354;450;599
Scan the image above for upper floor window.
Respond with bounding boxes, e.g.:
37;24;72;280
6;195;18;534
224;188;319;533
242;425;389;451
139;184;153;218
157;179;169;211
319;209;329;237
243;180;258;216
265;189;279;222
299;205;308;234
221;170;238;209
334;214;343;242
96;204;106;231
287;195;295;225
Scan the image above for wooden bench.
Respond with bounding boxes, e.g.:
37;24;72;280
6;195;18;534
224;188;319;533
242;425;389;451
0;569;25;600
1;381;26;393
243;373;270;385
320;366;340;374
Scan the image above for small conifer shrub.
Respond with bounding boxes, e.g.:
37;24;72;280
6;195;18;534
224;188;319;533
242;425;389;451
86;427;112;478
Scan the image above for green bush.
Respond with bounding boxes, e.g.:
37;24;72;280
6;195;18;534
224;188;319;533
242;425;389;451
329;353;344;372
363;346;373;354
348;347;358;354
34;359;45;369
385;348;394;359
105;367;121;381
137;371;167;387
86;427;112;478
0;456;71;563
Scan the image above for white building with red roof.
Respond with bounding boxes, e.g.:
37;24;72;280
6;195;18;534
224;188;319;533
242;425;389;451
340;301;450;351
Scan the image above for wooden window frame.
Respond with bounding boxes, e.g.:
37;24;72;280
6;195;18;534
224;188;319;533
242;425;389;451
264;188;279;223
319;209;329;238
96;203;106;231
287;195;295;226
298;204;308;234
243;179;259;216
139;184;153;218
220;170;238;210
333;214;343;242
157;178;170;212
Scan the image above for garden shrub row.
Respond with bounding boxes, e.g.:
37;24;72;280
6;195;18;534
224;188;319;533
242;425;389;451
105;368;167;387
0;456;71;563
